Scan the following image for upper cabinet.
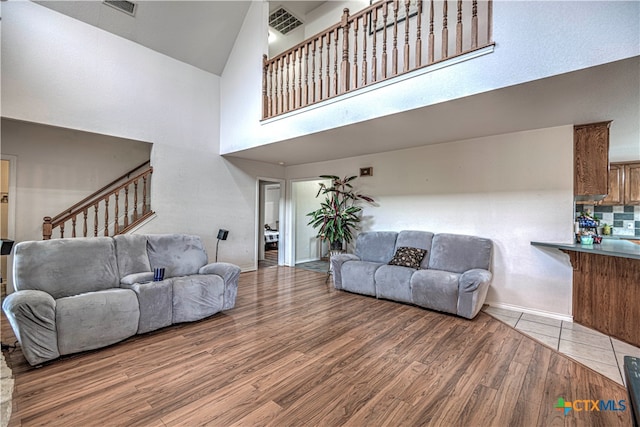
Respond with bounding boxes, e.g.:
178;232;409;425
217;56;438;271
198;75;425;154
598;161;640;205
574;121;611;201
623;162;640;205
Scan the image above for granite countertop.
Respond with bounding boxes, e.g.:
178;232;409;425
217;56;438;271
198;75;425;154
531;239;640;260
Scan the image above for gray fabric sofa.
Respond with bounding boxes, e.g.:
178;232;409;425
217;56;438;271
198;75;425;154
2;234;240;366
331;231;493;319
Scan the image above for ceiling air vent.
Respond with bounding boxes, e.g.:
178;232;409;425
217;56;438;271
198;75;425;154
269;7;303;35
103;0;137;17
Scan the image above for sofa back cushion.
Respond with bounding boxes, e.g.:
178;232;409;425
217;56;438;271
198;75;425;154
113;234;152;277
13;237;120;299
146;234;208;278
395;230;434;269
428;233;493;274
355;231;398;263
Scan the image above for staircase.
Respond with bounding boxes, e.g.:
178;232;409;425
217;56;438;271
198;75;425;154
42;161;154;240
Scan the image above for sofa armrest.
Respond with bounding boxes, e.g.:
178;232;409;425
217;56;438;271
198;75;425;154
121;272;154;285
199;262;241;310
2;290;60;365
330;254;360;289
457;269;493;319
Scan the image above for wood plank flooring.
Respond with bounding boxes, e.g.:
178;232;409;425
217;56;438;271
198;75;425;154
1;266;632;426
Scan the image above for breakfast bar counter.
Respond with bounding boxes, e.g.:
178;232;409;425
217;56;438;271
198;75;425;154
531;240;640;348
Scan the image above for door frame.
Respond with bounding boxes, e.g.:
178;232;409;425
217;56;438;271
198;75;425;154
255;177;286;269
1;154;17;293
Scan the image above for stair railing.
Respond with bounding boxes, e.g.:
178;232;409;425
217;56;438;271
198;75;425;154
43;161;154;240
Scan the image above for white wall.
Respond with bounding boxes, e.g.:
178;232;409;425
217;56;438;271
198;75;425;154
1;1;284;271
292;179;328;263
286;126;575;317
220;0;640;154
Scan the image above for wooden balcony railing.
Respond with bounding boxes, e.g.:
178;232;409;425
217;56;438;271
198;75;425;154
263;0;494;120
42;161;154;240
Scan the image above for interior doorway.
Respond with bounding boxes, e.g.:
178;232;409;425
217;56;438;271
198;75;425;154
257;179;284;269
1;155;17;296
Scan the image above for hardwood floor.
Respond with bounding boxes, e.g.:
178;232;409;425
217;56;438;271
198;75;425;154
1;267;632;426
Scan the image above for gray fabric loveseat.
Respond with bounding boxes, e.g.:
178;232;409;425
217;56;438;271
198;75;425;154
331;231;493;319
2;234;240;366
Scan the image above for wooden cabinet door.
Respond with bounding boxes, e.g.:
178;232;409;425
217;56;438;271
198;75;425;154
624;162;640;205
599;164;624;205
574;122;610;199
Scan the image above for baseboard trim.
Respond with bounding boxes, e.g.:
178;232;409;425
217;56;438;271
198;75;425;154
485;301;573;323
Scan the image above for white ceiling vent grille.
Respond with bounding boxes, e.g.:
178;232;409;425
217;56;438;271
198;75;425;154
269;7;303;35
103;0;137;17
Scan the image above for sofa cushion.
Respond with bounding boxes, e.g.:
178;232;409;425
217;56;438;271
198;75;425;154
411;269;460;315
354;232;398;263
395;230;434;269
13;237;119;299
341;261;382;296
113;234;152;277
122;280;173;334
172;275;225;323
428;233;493;274
375;265;414;303
388;247;427;269
146;234;209;278
56;288;139;355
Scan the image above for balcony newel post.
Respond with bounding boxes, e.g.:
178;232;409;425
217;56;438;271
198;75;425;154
43;216;52;240
262;54;269;119
340;8;350;93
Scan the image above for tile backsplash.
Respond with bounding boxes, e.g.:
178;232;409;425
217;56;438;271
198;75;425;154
575;204;640;237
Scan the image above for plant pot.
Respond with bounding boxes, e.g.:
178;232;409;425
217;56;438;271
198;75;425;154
330;241;343;251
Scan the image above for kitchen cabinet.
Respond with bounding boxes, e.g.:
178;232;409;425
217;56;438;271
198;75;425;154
599;161;640;205
574;121;611;201
599;163;624;205
624;162;640;205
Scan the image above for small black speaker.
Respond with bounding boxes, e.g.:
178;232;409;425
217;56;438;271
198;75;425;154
217;229;229;241
1;240;14;256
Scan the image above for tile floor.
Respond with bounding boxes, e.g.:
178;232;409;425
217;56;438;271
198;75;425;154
483;306;640;385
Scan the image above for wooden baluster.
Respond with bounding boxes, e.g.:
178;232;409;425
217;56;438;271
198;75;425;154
311;39;316;103
352;17;358;90
279;58;284;114
94;203;99;237
290;51;296;109
333;28;339;96
416;0;423;67
124;185;130;227
142;174;148;215
429;0;435;63
392;0;399;75
404;0;411;72
60;223;65;239
318;36;324;100
133;181;139;221
487;0;493;43
104;197;109;236
114;191;119;234
442;0;449;59
284;53;290;112
340;8;350;93
297;48;302;108
372;7;378;82
471;0;478;48
382;2;388;78
262;55;268;119
325;33;331;98
71;215;77;238
362;13;368;85
303;44;309;106
269;61;275;116
83;209;88;237
43;216;52;240
456;0;463;54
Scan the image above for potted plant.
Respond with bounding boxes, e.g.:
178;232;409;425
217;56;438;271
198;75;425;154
306;175;376;251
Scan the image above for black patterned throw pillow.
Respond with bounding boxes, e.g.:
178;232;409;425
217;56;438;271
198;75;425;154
388;246;427;269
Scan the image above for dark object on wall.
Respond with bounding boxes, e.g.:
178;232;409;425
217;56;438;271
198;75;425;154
215;229;229;262
360;167;373;177
1;239;14;256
